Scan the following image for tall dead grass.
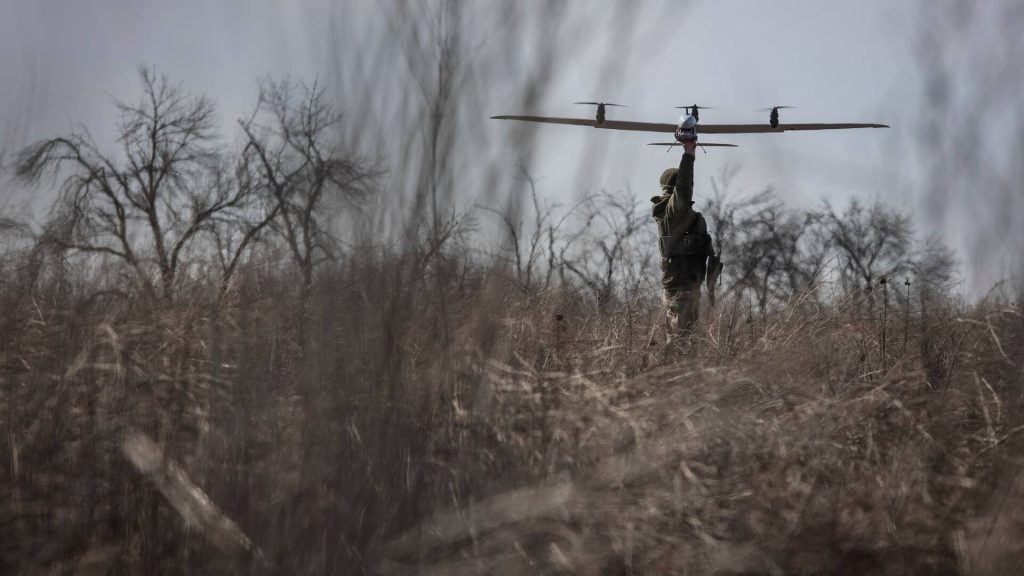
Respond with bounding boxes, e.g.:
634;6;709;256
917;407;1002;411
1;233;1022;574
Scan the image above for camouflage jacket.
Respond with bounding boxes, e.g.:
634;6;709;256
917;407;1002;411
651;154;714;260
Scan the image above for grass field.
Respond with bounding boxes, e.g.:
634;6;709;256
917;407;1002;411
2;240;1021;574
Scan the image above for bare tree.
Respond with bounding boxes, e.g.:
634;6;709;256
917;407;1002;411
239;77;376;297
822;199;913;308
753;210;829;307
205;154;281;297
483;168;563;292
722;191;784;314
15;67;247;301
562;191;652;308
912;236;957;292
706;174;781;312
705;167;830;313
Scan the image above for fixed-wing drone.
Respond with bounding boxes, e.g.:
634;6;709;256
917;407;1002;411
492;103;889;150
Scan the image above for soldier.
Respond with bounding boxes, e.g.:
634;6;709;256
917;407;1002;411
650;137;722;342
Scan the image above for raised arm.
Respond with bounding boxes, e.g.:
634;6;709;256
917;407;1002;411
666;142;696;218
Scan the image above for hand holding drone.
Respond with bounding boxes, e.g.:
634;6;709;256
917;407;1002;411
675;115;698;142
674;114;699;155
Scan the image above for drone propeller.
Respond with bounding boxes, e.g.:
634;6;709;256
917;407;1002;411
575;102;626;124
574;102;627;107
673;104;713;121
760;106;795;128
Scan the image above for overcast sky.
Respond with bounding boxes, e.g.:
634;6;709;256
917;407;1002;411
1;0;1018;295
0;1;919;195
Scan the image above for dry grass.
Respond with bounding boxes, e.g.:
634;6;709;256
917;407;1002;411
1;243;1023;575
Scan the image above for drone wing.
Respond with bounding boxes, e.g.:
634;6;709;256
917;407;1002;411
491;115;676;133
492;115;889;134
698;122;890;134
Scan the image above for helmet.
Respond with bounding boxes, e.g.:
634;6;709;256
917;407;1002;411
659;167;678;189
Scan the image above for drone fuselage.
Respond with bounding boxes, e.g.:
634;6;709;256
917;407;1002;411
675;115;698;142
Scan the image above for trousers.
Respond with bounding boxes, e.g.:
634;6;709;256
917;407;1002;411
660;256;706;342
664;287;700;341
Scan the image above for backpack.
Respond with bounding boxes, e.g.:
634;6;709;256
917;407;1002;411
658;210;714;258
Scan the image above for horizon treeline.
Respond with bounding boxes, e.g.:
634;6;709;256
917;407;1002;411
3;66;967;318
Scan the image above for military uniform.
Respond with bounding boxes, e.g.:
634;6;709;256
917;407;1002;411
651;152;717;341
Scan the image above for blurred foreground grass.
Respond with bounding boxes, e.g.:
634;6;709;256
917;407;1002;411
1;248;1021;575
